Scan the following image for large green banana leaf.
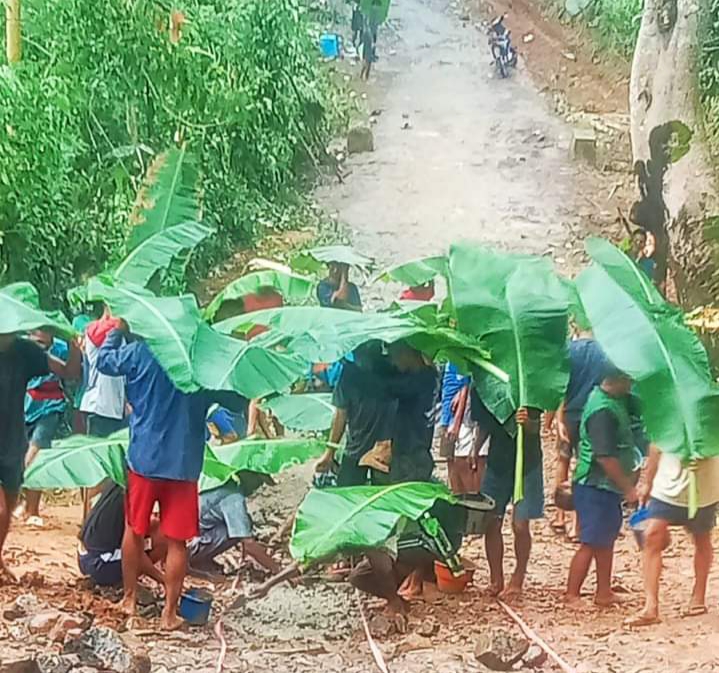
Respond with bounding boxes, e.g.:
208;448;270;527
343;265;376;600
117;147;214;287
577;244;719;465
216;305;508;383
261;393;335;432
360;0;391;24
87;276;306;398
0;282;75;339
23;432;129;489
375;256;448;286
291;245;374;275
290;482;457;566
204;269;315;322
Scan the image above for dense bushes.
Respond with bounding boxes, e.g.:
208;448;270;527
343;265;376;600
0;0;345;303
699;0;719;159
561;0;642;56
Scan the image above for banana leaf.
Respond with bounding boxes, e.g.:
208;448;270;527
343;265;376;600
261;393;335;432
292;245;374;275
116;147;214;287
87;276;307;398
23;432;129;489
290;482;457;566
216;306;508;383
449;244;569;501
375;256;448;287
204;269;315;322
576;247;719;467
0;282;75;339
199;437;326;492
360;0;391;24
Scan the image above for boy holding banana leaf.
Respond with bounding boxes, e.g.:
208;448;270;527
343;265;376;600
566;364;646;607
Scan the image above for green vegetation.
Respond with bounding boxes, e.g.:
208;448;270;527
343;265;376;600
699;0;719;159
0;0;347;304
563;0;642;56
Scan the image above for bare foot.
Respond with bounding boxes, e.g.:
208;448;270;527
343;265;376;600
119;594;137;616
499;584;523;602
398;571;423;600
159;611;186;631
563;593;586;607
481;581;504;597
594;592;627;608
625;609;661;628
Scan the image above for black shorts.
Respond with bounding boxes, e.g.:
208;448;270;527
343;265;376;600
0;457;25;495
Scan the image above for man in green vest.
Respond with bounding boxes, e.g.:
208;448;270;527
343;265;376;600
565;364;641;607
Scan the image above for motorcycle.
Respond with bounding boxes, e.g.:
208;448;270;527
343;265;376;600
488;15;517;79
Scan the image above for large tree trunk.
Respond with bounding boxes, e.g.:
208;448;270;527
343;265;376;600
630;0;719;306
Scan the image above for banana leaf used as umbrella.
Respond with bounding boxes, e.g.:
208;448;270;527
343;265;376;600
0;282;76;340
374;255;448;287
290;482;457;566
360;0;391;24
261;393;336;433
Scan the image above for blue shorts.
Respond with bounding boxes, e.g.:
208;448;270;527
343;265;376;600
26;413;62;449
78;551;123;587
647;497;716;535
574;483;622;548
481;463;544;521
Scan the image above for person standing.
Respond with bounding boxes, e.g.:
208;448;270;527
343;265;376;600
20;329;71;526
565;366;642;607
0;330;80;580
317;262;362;311
471;391;543;599
627;449;719;626
97;328;246;630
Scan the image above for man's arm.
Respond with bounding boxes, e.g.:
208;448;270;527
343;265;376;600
315;408;347;472
597;457;638;503
587;410;637;503
96;329;134;377
48;339;82;380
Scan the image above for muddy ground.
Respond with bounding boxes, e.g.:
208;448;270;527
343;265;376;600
2;0;718;672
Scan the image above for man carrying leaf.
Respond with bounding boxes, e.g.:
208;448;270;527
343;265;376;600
566;364;645;608
97;327;246;630
470;392;542;599
0;330;81;581
627;449;719;626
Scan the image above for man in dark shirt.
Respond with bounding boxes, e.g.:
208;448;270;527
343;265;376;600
0;331;80;580
552;331;607;534
316;262;362;311
471;390;542;599
315;342;396;485
566;364;642;608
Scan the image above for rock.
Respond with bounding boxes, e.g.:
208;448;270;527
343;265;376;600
417;617;439;638
571;127;597;165
1;662;41;673
346;126;374;154
523;644;548;668
48;614;88;643
14;593;44;615
474;628;530;671
63;627;151;673
27;610;62;635
36;654;81;673
368;614;393;638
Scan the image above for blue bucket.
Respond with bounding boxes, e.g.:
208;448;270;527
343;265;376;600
319;33;340;59
179;588;213;626
629;507;650;550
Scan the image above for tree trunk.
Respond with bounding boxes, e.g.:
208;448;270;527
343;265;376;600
630;0;719;306
5;0;21;63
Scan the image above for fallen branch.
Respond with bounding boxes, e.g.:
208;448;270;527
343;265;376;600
497;599;576;673
215;574;242;673
356;591;390;673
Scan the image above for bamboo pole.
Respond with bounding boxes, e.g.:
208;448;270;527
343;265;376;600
6;0;21;63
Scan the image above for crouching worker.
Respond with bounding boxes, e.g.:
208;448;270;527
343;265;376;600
78;482;166;587
566;364;644;607
188;474;281;579
347;499;469;626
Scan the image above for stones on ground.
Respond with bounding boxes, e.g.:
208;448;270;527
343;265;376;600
417;617;439;638
347;126;374;154
27;610;63;635
474;628;530;671
368;613;393;638
523;644;549;668
49;613;88;643
63;627;151;673
571;127;597;165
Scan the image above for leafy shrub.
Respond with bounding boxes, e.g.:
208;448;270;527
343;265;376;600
699;0;719;159
0;0;345;304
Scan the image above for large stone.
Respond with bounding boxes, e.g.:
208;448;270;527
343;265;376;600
571;127;597;165
48;614;88;643
474;628;530;671
27;610;62;635
63;627;151;673
347;125;374;154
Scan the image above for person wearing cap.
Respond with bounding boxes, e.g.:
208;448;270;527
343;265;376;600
566;363;646;607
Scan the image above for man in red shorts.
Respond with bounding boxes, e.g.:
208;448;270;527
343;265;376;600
98;328;246;630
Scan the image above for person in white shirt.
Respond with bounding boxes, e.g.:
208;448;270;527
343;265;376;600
628;447;719;626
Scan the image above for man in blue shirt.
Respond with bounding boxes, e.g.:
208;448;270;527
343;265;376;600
316;262;362;311
98;328;245;630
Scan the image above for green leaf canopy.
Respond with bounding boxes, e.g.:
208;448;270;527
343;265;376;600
360;0;391;23
292;245;374;275
204;269;315;322
375;255;448;287
23;432;129;489
449;244;570;417
0;283;76;339
577;240;719;463
261;393;336;432
290;482;457;567
87;276;306;398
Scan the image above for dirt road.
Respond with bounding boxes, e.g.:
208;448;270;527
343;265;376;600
317;0;580;295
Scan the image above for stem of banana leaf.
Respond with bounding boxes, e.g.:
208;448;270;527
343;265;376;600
688;460;698;519
513;423;525;503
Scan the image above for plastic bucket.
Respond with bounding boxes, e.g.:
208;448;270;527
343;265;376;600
629;507;650;550
179;588;213;626
434;561;474;594
319;33;340;59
